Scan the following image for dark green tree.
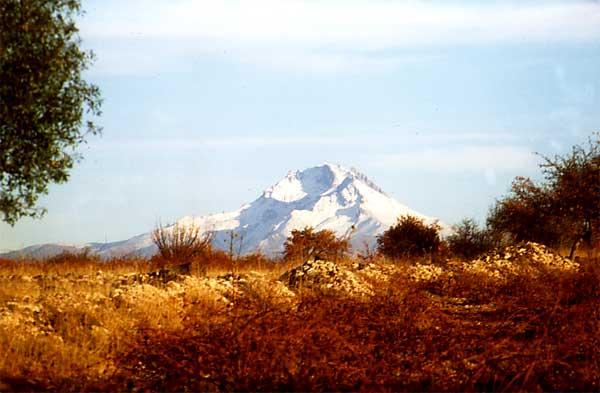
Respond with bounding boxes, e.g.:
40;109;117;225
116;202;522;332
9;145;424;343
376;215;441;259
0;0;101;225
447;218;492;260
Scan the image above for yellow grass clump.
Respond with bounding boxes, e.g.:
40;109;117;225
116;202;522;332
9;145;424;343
0;247;598;392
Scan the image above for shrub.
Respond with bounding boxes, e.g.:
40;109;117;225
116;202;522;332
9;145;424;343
377;215;441;259
539;133;600;256
152;221;213;265
45;248;100;264
487;177;563;249
283;227;349;262
447;218;493;260
487;134;600;257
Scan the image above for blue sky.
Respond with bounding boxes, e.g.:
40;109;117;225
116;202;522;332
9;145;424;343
2;0;600;250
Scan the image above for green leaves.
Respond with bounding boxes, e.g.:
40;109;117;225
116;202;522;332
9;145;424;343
0;0;102;225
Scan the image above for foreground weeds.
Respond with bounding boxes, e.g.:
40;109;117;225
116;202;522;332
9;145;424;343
0;255;598;392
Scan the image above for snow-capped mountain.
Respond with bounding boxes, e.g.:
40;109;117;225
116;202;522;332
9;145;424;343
2;163;444;259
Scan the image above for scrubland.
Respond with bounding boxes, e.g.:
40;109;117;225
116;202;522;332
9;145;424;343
0;244;598;392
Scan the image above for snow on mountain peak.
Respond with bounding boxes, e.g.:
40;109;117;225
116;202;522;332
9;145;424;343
218;162;440;255
3;163;445;259
263;170;307;202
262;163;384;203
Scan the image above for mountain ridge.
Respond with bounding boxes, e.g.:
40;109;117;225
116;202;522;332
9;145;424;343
2;163;444;259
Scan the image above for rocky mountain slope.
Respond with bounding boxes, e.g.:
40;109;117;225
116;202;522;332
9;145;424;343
3;163;443;259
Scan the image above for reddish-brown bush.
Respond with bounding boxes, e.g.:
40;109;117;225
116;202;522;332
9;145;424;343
0;255;598;392
107;260;600;392
283;227;349;262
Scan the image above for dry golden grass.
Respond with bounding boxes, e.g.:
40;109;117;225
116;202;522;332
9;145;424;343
0;251;598;392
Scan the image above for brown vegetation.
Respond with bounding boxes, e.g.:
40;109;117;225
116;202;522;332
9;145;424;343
1;135;598;391
0;245;598;392
283;227;349;262
488;133;599;257
152;221;213;267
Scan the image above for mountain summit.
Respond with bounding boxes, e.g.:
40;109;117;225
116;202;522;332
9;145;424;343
3;164;442;259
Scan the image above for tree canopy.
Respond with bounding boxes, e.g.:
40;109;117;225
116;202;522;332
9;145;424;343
487;176;562;247
487;134;599;256
283;227;349;262
0;0;101;225
446;218;492;260
540;135;600;253
376;215;441;259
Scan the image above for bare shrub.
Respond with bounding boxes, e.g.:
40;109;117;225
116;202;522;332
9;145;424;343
152;221;213;266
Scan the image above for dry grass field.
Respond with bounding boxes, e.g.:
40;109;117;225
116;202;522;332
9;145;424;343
0;243;598;392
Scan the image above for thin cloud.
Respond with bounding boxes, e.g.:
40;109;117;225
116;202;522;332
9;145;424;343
373;146;540;173
81;1;600;73
92;136;362;152
91;132;525;151
83;1;600;45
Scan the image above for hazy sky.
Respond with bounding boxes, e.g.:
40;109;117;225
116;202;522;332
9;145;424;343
2;0;600;250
